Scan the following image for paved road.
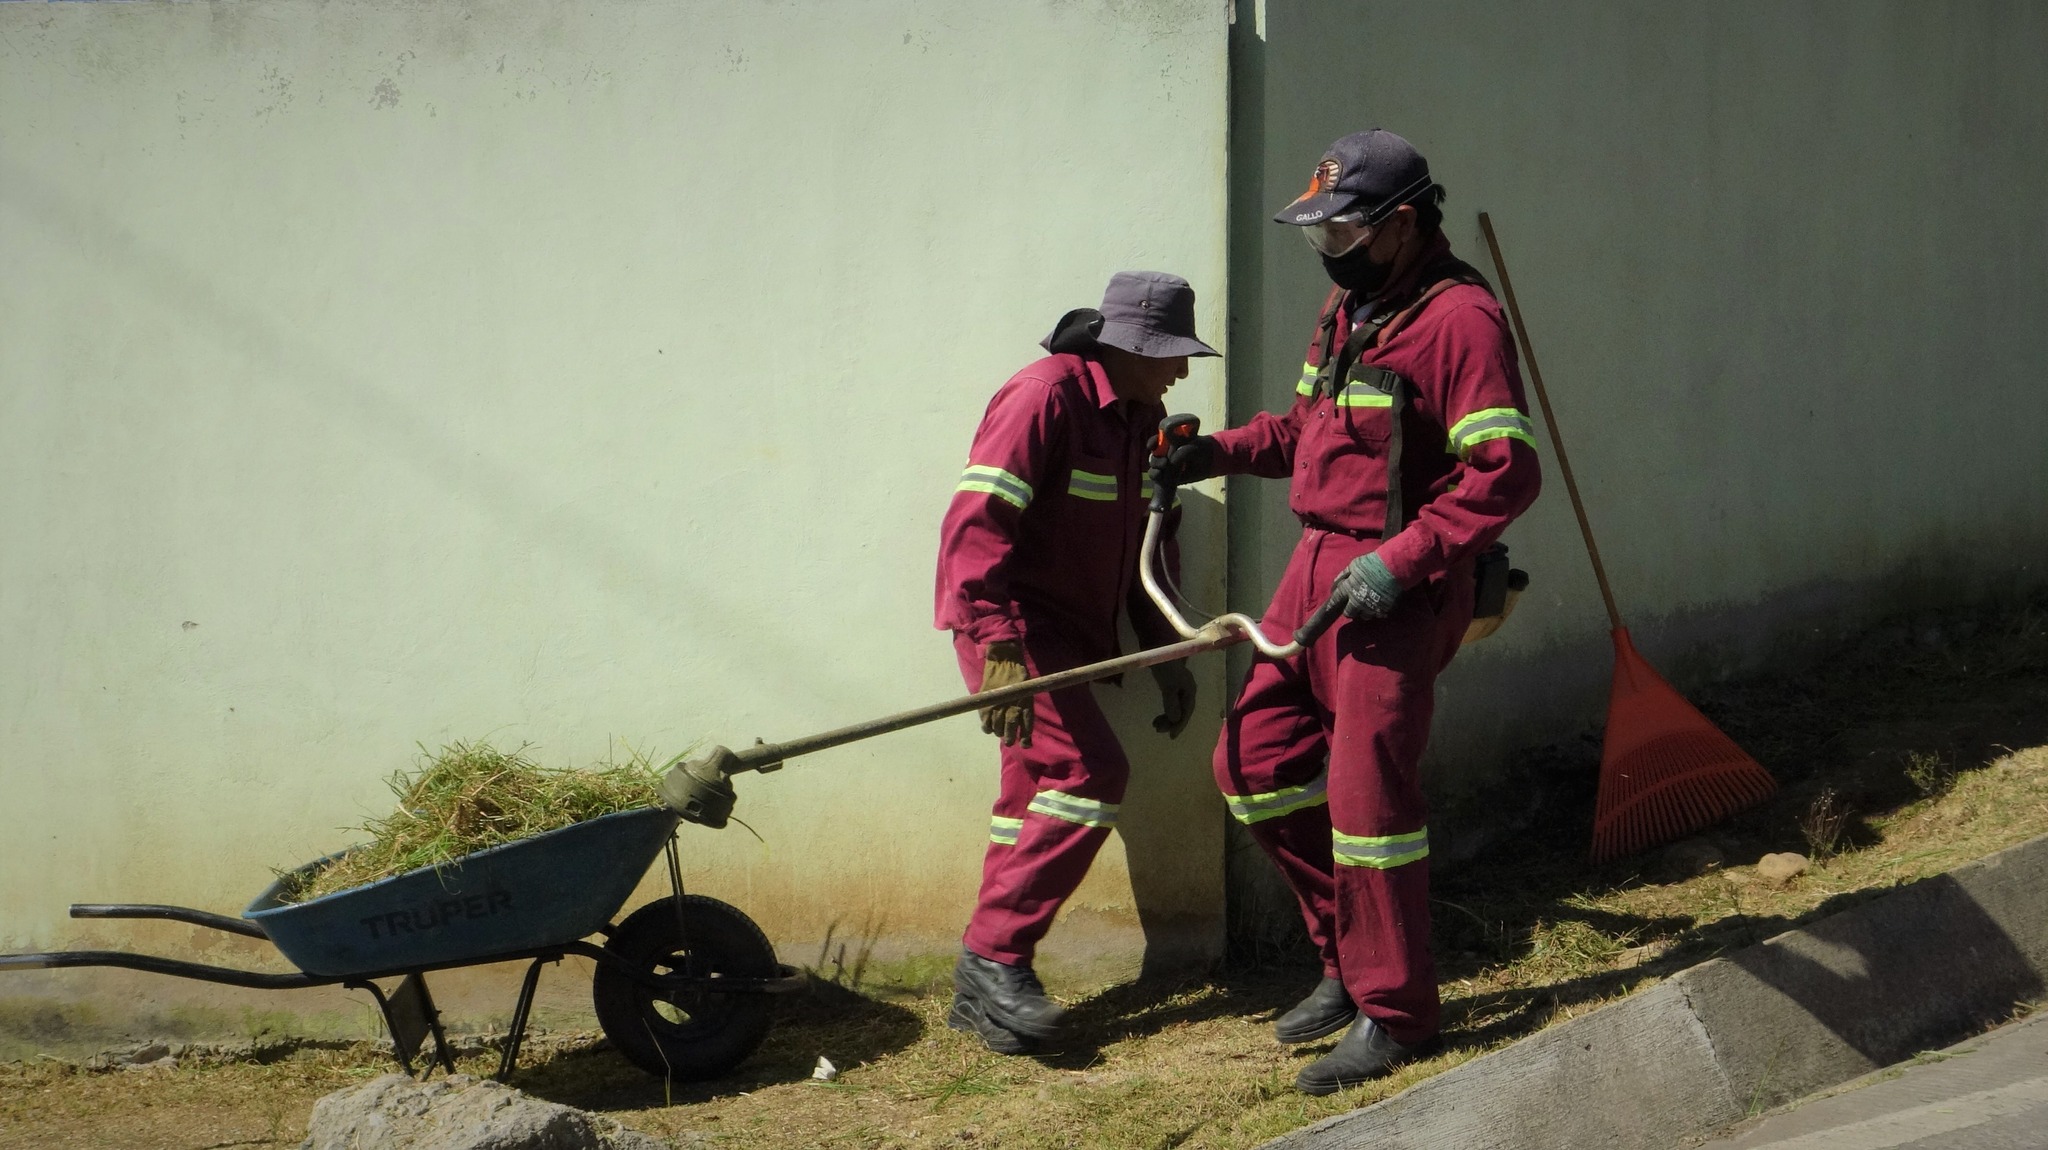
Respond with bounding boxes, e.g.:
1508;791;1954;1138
1695;1012;2048;1150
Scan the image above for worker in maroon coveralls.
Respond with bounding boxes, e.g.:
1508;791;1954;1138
1153;131;1542;1093
935;271;1219;1054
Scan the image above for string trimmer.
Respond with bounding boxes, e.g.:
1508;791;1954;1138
658;415;1349;828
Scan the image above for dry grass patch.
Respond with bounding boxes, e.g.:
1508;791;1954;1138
0;1044;384;1150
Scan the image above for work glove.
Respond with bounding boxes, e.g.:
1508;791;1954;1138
1333;553;1405;621
1150;660;1198;739
1147;435;1220;493
977;640;1034;747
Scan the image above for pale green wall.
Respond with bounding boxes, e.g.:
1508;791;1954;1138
0;0;1230;1031
1227;0;2048;805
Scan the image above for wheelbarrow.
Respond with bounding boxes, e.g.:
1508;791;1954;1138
0;415;1341;1084
0;806;805;1082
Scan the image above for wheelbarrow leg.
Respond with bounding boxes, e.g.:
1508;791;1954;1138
352;973;456;1077
419;975;458;1076
665;837;692;958
496;957;550;1083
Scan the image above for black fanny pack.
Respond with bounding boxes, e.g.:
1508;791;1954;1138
1464;542;1529;645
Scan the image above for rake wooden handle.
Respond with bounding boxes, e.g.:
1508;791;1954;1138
1477;211;1624;631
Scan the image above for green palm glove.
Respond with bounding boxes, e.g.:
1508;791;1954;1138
1334;553;1404;621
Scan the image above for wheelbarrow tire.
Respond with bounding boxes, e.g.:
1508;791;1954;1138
592;894;778;1082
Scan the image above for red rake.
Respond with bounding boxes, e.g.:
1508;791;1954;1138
1479;213;1778;863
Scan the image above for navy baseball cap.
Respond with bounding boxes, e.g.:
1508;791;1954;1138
1273;129;1434;226
1040;271;1220;358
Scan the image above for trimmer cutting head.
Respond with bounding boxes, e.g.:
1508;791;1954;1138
659;746;741;829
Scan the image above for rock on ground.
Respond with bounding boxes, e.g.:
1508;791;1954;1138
301;1073;670;1150
1755;851;1811;884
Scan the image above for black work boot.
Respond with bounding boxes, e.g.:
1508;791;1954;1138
1294;1015;1440;1096
946;991;1035;1055
952;948;1067;1042
1274;976;1357;1044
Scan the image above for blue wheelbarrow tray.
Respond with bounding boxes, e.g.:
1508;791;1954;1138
245;807;680;977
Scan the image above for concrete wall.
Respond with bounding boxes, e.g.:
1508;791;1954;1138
1226;0;2048;810
0;0;1229;1037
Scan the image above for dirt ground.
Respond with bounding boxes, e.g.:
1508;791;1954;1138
4;593;2045;1149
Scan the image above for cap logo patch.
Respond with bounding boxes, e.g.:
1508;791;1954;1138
1301;157;1341;199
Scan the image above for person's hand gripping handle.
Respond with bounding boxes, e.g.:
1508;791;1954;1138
1148;413;1206;513
1291;588;1349;649
1147;413;1345;652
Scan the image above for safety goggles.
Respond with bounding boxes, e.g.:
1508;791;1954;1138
1300;176;1434;257
1302;211;1379;257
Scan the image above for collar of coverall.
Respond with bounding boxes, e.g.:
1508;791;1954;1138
1347;229;1453;323
1075;352;1124;411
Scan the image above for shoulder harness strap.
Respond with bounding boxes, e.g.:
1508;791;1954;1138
1324;258;1495;539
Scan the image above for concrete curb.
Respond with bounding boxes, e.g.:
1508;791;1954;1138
1264;833;2048;1150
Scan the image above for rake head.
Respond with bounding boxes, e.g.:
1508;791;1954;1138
1591;629;1778;863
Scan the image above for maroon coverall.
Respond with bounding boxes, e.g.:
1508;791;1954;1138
1207;233;1542;1043
935;351;1179;966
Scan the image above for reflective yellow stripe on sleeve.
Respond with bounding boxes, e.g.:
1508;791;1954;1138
989;816;1023;846
1446;408;1537;460
958;464;1034;510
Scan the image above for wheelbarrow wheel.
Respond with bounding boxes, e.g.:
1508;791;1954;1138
592;894;778;1082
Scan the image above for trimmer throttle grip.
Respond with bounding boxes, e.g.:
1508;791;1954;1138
1149;413;1203;513
1293;588;1349;649
1155;413;1202;455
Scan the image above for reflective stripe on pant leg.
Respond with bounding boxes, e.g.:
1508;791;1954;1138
1224;770;1331;825
989;815;1023;846
1331;827;1429;868
1027;789;1118;828
1327;587;1450;1042
956;630;1130;965
1213;535;1343;973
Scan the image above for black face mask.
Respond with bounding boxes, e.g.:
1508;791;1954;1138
1321;246;1395;297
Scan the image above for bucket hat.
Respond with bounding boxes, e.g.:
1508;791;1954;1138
1040;271;1220;358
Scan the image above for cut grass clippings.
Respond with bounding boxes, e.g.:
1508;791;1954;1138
280;741;661;903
